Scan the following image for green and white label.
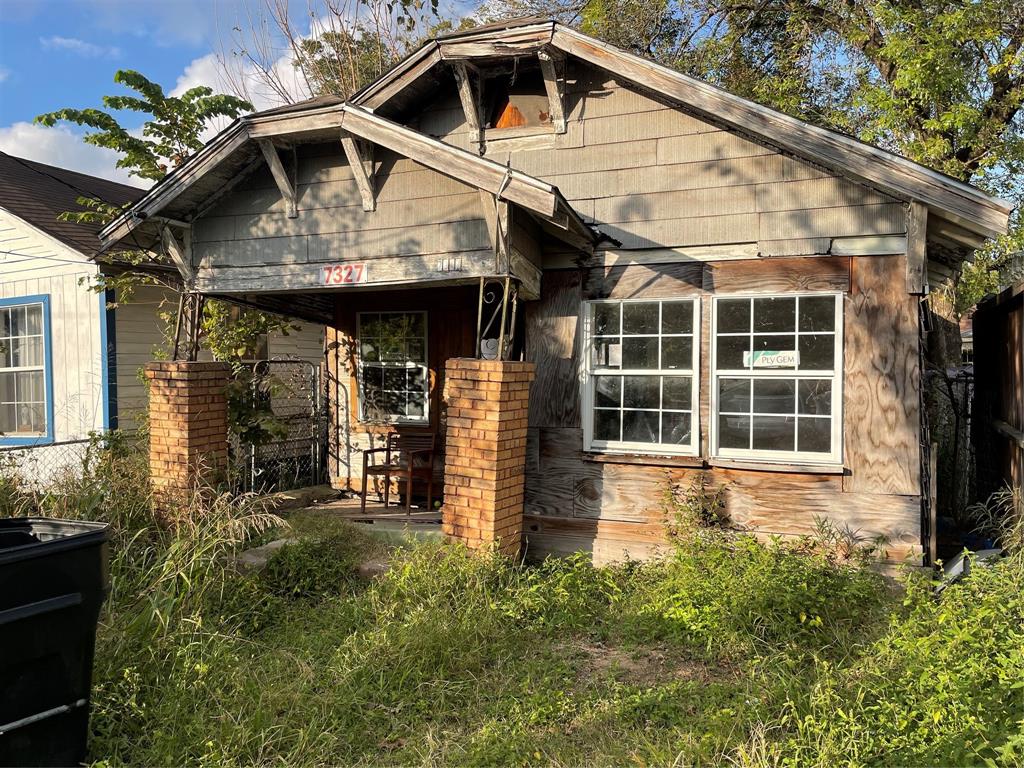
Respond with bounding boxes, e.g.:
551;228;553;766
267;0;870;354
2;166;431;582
743;350;799;368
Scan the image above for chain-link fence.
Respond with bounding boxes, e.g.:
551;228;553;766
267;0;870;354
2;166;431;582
231;359;327;494
0;439;96;489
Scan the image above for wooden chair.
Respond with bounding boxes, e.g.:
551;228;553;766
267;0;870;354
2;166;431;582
360;429;436;515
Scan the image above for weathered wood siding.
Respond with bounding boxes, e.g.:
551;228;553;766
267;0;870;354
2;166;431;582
0;210;105;441
192;145;495;293
414;62;907;258
521;255;922;565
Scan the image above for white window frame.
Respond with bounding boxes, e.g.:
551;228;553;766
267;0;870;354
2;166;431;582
356;311;429;424
710;292;844;465
582;297;701;457
0;297;51;443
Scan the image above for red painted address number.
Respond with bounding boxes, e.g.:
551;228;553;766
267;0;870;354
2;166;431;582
321;263;368;285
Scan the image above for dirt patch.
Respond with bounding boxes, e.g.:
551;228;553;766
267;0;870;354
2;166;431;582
565;641;730;687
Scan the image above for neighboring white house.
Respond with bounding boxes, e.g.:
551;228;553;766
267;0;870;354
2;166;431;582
0;151;325;478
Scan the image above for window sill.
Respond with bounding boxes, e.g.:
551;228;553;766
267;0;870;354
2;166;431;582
708;458;846;475
583;452;704;469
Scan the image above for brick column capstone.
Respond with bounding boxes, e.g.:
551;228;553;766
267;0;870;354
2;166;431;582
441;358;535;556
144;361;230;515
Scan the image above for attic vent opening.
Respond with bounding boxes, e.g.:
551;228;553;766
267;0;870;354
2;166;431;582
485;69;552;130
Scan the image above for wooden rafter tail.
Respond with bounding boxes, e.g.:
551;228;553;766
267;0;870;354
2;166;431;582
257;138;298;218
537;49;566;134
340;132;377;212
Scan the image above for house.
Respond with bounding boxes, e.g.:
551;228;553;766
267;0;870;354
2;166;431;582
99;19;1012;565
0;152;324;477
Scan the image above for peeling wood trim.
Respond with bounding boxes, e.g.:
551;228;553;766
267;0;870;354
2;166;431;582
906;201;928;294
537;49;566;134
830;235;907;256
340;132;376;212
257;139;298;218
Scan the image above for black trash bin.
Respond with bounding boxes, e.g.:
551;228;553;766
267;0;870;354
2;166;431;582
0;518;110;767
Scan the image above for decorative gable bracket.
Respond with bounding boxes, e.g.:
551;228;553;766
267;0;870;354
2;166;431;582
537;49;566;134
257;139;298;218
341;132;376;212
451;62;485;154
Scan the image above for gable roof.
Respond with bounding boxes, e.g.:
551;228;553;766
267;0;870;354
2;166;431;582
350;18;1013;242
100;102;597;252
0;151;144;257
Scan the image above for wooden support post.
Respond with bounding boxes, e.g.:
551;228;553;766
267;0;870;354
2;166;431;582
906;201;928;294
257;138;298;218
452;62;484;153
340;133;376;212
161;225;195;284
538;50;566;134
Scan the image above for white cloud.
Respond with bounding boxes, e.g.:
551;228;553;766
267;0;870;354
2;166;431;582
40;36;121;58
0;121;147;188
0;68;9;83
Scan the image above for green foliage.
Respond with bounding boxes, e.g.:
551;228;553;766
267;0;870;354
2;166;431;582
5;454;1022;766
36;71;252;182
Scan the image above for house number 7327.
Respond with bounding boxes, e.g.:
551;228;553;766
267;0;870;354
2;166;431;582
320;263;368;285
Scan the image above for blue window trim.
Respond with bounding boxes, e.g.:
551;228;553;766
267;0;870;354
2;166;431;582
99;288;118;431
0;294;55;447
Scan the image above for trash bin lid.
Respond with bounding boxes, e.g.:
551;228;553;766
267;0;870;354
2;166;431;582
0;518;109;565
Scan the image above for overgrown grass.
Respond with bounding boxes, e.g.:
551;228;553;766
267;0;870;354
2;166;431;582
2;443;1022;766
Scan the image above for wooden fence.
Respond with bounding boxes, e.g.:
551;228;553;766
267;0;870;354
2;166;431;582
972;282;1023;497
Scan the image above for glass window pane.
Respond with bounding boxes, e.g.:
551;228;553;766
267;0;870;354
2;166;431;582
592;339;622;369
9;307;25;337
361;314;381;336
661;302;693;334
361;341;379;362
0;308;11;337
16;371;43;403
25;305;43;335
1;341;9;368
12;337;43;368
718;378;750;413
623;410;659;443
383;390;403;415
594;376;621;408
623;375;659;409
593;304;620;336
752;416;795;451
662;376;692;411
717;299;750;333
0;372;14;402
719;414;750;449
407;395;425;418
798;417;831;453
661;337;692;370
407;339;425;363
622;303;659;335
798;379;832;415
383;368;406;391
752;379;795;414
622;337;658;369
593;409;620;441
17;403;43;433
798;334;835;370
717;336;749;369
661;412;691;445
753;297;795;333
0;403;14;432
799;296;835;332
406;313;425;338
749;334;796;368
407;368;426;390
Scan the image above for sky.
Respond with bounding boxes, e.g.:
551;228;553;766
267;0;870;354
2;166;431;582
0;0;314;189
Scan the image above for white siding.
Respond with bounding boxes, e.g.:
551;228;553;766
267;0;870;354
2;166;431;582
0;209;104;441
111;284;175;430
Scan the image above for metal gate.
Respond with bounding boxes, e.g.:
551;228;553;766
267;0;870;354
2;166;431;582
234;359;327;493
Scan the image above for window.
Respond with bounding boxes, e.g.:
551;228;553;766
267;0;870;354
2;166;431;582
583;299;699;455
357;312;428;423
712;294;842;463
485;70;553;131
0;297;50;442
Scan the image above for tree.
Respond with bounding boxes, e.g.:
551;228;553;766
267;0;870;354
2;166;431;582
37;71;253;182
35;71;296;370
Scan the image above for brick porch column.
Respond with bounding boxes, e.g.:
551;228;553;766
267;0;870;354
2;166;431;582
441;358;535;556
144;361;230;512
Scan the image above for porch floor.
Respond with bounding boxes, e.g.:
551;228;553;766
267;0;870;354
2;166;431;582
306;496;442;525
